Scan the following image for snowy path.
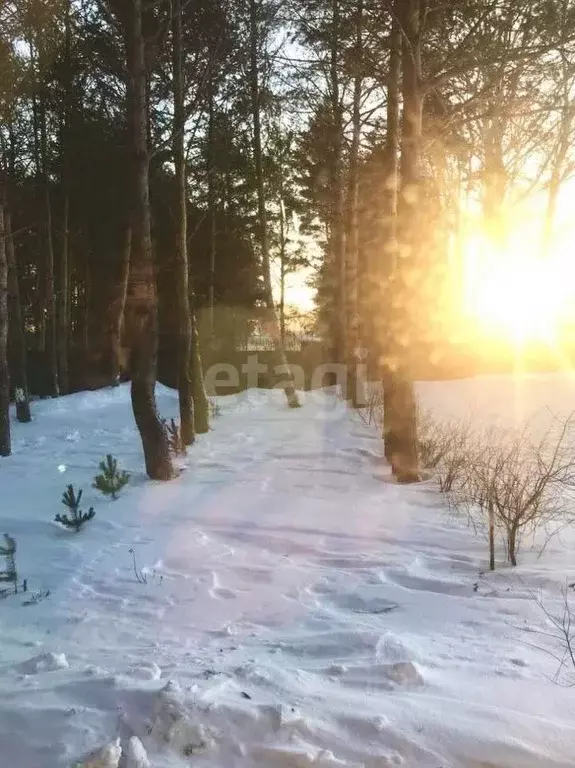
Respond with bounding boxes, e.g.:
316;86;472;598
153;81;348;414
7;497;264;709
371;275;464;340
1;379;575;767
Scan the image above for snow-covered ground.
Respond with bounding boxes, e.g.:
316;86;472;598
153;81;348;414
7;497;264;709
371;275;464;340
1;375;575;767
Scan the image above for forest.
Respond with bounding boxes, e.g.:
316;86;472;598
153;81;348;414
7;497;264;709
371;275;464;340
1;0;575;484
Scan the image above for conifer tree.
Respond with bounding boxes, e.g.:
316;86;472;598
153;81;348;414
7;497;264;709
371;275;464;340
55;485;95;531
93;455;130;500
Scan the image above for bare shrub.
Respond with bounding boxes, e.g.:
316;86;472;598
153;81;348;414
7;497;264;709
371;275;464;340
356;383;384;431
418;408;473;473
448;416;575;569
531;586;575;687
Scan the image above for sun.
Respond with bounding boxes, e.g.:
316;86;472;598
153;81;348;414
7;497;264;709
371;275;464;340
460;231;575;347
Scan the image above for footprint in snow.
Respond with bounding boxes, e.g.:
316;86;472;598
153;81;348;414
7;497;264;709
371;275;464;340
210;587;237;600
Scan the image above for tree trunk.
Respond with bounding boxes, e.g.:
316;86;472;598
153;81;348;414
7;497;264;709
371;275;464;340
172;0;195;446
385;0;421;483
108;224;131;383
38;49;59;398
5;129;31;423
488;504;495;571
0;201;11;456
249;0;299;408
57;0;72;395
381;14;401;457
190;310;209;434
5;199;31;423
82;248;90;357
30;49;46;353
207;73;217;344
127;0;173;479
279;196;286;344
329;0;346;369
507;525;518;567
58;189;70;395
344;0;365;407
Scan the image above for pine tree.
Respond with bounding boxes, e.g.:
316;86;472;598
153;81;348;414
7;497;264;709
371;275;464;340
93;455;130;500
55;485;95;531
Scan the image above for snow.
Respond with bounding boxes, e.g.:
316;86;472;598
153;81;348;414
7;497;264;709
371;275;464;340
1;375;575;766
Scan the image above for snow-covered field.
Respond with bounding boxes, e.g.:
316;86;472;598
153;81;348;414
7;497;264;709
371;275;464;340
2;375;575;767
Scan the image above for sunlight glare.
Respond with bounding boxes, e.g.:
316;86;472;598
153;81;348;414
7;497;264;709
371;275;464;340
461;231;575;347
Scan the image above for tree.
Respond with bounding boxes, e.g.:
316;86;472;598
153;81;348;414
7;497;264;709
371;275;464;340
379;0;423;483
56;0;72;394
124;0;173;480
249;0;300;408
0;191;10;456
171;0;195;446
37;34;59;397
343;0;365;406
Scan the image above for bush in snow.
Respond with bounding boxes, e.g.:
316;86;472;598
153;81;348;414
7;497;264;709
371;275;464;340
447;417;575;569
417;408;473;472
93;454;130;500
55;485;95;532
534;585;575;687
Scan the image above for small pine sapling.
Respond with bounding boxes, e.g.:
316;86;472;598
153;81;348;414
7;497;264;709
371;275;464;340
162;418;187;455
93;454;130;500
55;485;95;532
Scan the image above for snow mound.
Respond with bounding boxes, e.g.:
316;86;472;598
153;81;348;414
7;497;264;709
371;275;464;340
127;661;162;681
254;742;362;767
73;738;121;768
124;736;150;768
19;651;69;674
380;660;423;686
148;680;214;757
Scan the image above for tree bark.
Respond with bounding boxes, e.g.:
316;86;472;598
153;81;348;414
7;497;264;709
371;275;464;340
329;0;346;368
381;14;401;457
127;0;173;479
30;46;46;353
5;129;31;423
507;525;518;567
57;0;72;395
489;504;496;571
249;0;299;408
344;0;365;407
108;224;131;383
384;0;421;483
190;310;209;434
207;73;217;344
4;197;31;423
171;0;195;446
38;44;59;398
0;201;11;455
279;196;286;345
